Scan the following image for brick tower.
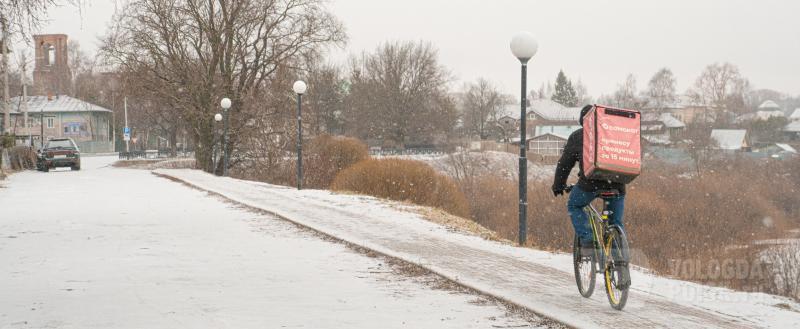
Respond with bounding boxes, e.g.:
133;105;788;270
32;34;71;96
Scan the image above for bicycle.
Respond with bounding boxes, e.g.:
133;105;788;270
565;185;631;310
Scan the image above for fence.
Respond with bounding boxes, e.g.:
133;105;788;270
76;141;114;154
118;150;194;160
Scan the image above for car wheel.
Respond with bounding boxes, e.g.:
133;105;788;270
43;166;49;172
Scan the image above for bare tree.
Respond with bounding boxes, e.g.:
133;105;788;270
646;67;677;111
306;63;346;136
100;0;345;173
573;79;592;106
345;41;456;148
611;73;645;109
460;78;508;140
691;62;750;125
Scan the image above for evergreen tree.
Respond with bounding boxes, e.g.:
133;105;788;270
551;70;578;106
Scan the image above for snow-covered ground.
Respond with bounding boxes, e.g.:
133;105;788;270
0;156;551;328
154;168;800;329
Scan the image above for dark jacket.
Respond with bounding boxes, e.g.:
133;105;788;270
552;128;625;194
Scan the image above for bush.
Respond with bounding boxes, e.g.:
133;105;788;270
331;158;469;218
9;146;37;170
0;134;14;149
303;135;369;189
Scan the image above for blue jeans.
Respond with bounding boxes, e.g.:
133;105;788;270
567;185;625;242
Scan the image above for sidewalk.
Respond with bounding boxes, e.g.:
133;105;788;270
154;169;799;329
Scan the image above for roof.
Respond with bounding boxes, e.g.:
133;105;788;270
790;108;800;120
641;112;685;129
533;125;580;139
659;113;686;128
528;99;581;121
735;110;785;123
784;121;800;132
757;100;781;110
8;95;112;114
710;129;748;150
642;134;671;145
775;143;797;153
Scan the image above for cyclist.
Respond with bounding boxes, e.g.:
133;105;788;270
551;105;626;256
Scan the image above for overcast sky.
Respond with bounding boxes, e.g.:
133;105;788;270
21;0;800;98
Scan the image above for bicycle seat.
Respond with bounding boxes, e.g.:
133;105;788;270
598;189;620;198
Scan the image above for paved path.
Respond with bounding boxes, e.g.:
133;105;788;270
155;169;764;329
0;157;550;329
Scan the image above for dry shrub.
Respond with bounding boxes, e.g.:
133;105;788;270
331;158;469;218
9;146;37;170
303;135;369;188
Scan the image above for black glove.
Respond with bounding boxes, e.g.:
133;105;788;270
552;185;565;197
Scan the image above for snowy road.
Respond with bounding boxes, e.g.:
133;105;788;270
0;157;551;329
154;169;800;329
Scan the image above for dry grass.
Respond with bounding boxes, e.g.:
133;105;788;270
331;158;470;218
453;156;800;298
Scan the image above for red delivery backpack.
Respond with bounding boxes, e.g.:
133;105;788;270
582;105;642;184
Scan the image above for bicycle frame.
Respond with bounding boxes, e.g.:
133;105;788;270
585;202;612;270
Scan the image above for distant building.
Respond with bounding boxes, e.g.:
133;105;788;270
527;132;568;157
784;109;800;141
641;112;686;145
8;95;114;153
33;34;72;97
710;129;750;151
643;95;710;125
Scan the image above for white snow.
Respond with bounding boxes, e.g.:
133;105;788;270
155;168;800;329
0;157;549;329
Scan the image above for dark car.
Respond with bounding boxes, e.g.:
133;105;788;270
38;138;81;172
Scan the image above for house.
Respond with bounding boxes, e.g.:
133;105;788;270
641;112;686;145
527;132;568;157
784;121;800;141
735;110;785;124
644;95;710;125
8;95;114;153
527;99;582;139
790;108;800;121
710;129;750;151
783;109;800;141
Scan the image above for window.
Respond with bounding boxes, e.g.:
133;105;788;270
43;44;55;66
46;117;55;128
529;139;565;156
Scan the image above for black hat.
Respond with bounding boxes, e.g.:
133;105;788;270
579;105;593;125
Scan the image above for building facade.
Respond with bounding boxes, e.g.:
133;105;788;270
8;96;114;153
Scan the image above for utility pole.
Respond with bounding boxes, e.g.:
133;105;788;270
124;96;129;152
1;19;9;135
23;85;29;145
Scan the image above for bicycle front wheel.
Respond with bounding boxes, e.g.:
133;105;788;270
573;234;596;298
604;227;630;310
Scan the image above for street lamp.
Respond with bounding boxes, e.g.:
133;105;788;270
213;113;222;173
220;97;231;177
510;31;538;246
293;80;307;190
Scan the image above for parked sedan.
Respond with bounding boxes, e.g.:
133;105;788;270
38;138;81;172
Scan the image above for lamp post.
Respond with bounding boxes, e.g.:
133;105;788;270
510;31;538;246
220;97;231;176
213;113;223;173
293;80;307;190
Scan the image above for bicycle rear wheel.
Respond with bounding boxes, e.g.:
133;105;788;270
573;234;596;298
604;227;630;310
